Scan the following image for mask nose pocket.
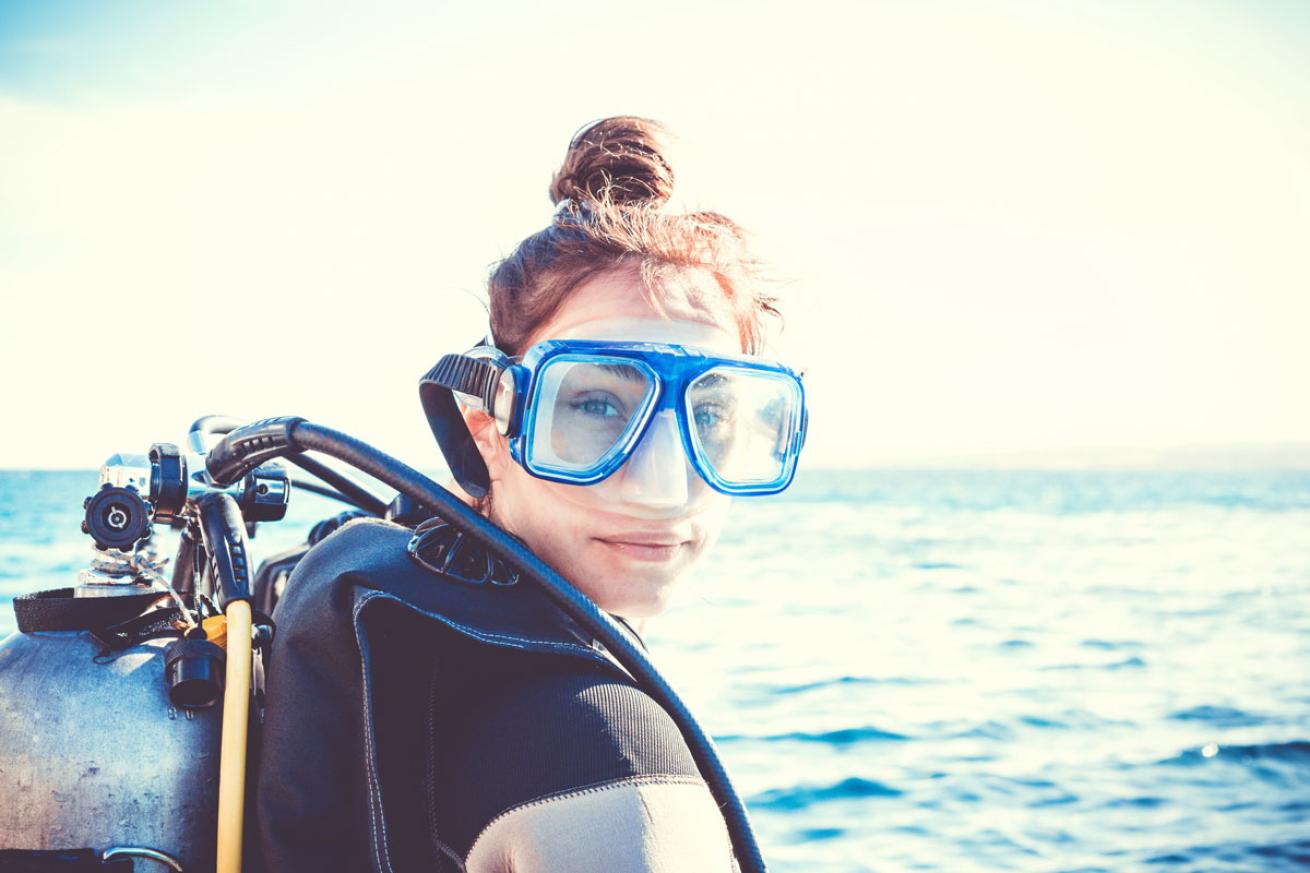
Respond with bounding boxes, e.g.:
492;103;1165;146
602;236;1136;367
618;411;689;506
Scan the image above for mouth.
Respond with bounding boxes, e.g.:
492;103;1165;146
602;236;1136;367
594;533;691;562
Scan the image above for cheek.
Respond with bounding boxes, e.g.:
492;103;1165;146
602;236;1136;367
491;477;613;598
493;466;588;544
692;494;733;551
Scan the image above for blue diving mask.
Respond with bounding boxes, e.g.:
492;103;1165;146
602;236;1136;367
420;339;808;499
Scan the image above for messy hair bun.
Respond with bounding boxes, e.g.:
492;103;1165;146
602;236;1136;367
548;116;676;209
487;115;779;359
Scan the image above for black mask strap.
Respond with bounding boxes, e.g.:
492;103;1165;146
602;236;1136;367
419;353;505;500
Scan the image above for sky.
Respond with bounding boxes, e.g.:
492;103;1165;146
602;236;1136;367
1;0;1307;469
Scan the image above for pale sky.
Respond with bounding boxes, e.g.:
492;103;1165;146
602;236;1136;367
1;0;1307;469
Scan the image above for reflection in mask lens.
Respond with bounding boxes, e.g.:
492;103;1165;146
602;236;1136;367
531;358;654;472
687;367;797;485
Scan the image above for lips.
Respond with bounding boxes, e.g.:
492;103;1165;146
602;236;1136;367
595;530;691;562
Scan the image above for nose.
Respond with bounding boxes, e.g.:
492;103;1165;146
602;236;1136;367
617;411;690;507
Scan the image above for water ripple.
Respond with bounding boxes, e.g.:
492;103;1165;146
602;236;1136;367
771;675;932;695
1103;795;1167;809
720;725;909;745
1161;740;1310;766
1144;837;1310;869
1080;638;1142;650
750;776;904;811
1168;705;1265;728
1040;655;1147;671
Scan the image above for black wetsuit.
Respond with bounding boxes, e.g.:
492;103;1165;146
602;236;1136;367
256;518;734;873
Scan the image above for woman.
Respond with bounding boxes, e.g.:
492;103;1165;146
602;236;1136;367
256;116;807;873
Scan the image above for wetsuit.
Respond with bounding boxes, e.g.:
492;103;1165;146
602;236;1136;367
256;518;735;873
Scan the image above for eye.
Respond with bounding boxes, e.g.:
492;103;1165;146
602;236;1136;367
694;403;730;430
571;394;623;419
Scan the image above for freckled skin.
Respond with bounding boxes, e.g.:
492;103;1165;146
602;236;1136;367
461;268;740;620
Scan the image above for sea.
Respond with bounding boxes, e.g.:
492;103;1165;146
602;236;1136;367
2;468;1309;872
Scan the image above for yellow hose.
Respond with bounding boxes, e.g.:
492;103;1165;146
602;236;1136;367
216;600;253;873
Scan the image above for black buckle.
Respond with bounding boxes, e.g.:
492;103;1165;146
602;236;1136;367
407;518;520;588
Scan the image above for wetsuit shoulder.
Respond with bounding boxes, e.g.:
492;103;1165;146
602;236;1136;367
428;648;735;872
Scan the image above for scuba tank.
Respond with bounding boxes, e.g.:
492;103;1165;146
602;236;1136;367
0;440;285;872
0;416;768;873
0;630;220;872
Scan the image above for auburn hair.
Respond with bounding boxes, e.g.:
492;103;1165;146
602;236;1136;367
486;116;780;356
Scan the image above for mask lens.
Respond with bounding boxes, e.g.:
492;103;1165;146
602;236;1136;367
528;356;656;475
687;366;800;487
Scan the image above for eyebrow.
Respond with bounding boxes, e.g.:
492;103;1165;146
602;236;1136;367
689;373;730;392
595;363;647;382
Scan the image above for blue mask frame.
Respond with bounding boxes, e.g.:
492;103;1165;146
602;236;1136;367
420;339;808;497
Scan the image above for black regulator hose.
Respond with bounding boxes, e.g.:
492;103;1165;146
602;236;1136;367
191;412;389;515
282;453;389;516
197;491;254;605
207;417;768;873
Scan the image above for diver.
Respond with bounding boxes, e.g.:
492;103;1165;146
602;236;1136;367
254;116;808;873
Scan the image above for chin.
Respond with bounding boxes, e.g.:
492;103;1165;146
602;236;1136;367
587;562;685;621
606;584;677;621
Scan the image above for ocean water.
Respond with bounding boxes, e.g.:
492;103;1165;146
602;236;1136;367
3;468;1309;871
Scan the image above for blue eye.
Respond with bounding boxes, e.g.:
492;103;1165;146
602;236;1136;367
573;397;622;418
694;404;728;430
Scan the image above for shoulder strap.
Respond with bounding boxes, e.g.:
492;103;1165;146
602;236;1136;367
0;849;133;871
12;588;165;634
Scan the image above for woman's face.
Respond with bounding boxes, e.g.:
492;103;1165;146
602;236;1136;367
466;268;740;619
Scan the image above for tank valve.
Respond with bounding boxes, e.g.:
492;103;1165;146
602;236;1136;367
165;637;226;709
149;442;188;523
82;484;154;551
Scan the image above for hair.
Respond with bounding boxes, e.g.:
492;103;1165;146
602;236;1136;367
485;116;781;356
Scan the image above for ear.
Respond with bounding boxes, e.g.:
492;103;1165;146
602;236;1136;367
461;405;510;483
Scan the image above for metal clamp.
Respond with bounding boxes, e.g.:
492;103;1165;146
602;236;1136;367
103;846;184;871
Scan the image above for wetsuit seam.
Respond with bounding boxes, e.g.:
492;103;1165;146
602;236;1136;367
463;774;708;862
427;663;445;869
353;587;612;870
360;589;612;665
353;593;396;873
432;835;468;872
